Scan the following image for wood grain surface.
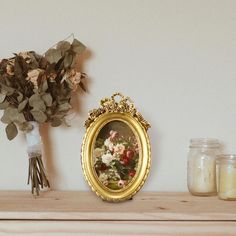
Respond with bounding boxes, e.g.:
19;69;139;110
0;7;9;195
0;221;235;236
0;191;235;235
0;191;235;221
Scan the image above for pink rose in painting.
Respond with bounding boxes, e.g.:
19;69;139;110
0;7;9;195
110;130;118;140
117;180;126;188
126;150;134;159
114;143;125;155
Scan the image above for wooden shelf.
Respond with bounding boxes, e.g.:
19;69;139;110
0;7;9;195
0;191;235;235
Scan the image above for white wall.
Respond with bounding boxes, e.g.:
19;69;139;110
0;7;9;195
0;0;236;192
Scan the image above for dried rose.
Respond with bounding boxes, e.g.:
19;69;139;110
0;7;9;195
61;69;81;91
26;69;43;88
19;52;31;63
6;64;14;76
48;73;57;82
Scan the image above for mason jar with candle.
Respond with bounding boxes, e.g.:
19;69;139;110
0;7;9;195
217;155;236;200
187;138;220;196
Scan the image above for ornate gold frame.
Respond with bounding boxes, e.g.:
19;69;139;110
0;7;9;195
81;93;151;202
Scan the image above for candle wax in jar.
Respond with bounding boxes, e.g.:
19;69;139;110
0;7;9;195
191;155;216;194
218;165;236;200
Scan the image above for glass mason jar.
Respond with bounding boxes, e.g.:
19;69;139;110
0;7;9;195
217;155;236;200
187;138;220;196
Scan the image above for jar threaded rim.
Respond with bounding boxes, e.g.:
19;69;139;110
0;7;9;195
217;154;236;164
190;138;220;148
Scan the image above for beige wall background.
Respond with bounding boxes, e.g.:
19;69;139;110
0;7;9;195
0;0;236;191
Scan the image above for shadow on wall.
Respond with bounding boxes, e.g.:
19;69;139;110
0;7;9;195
40;49;92;189
145;117;160;189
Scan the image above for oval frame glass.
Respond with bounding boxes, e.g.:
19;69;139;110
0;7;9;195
81;93;151;202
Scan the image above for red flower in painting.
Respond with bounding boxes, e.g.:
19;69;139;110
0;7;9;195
121;156;130;166
129;170;136;177
100;163;107;171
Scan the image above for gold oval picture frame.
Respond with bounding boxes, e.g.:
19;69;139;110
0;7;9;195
81;93;151;202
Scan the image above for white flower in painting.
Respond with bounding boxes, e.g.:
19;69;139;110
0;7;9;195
112;152;119;160
99;173;108;182
104;138;114;151
114;143;125;155
93;148;104;159
108;169;121;180
102;153;114;165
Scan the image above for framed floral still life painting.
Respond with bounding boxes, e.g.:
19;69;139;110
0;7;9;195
81;93;151;202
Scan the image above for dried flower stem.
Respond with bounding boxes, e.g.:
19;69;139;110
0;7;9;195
28;155;50;196
43;33;75;55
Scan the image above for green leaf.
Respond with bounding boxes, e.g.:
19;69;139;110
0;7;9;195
51;117;62;127
58;102;71;112
45;48;61;64
18;99;28;112
61;117;70;127
29;94;41;106
17;92;23;103
0;92;6;103
18;122;33;132
5;77;12;87
28;52;39;69
71;39;86;54
14;56;23;78
33;88;38;94
0;101;9;110
1;110;11;124
56;41;71;56
0;83;14;95
42;79;48;92
30;110;47;123
1;107;26;124
29;94;46;111
39;56;48;69
46;108;52;116
42;93;53;107
64;53;73;68
15;112;25;124
70;55;77;68
32;100;46;111
5;122;18;140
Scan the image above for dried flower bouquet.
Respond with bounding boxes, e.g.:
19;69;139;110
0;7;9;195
0;37;87;195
